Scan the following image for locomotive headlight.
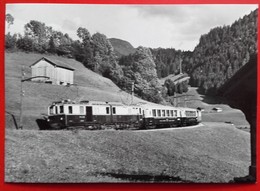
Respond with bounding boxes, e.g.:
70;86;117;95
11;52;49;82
60;117;64;120
47;118;50;122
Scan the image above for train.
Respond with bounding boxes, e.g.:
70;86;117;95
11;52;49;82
45;99;202;130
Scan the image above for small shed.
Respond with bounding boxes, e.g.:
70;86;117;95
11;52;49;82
212;107;222;112
30;57;74;85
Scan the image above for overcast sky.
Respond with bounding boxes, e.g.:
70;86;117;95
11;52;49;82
6;4;258;51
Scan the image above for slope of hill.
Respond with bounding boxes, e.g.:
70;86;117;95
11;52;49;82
189;9;257;94
5;52;144;130
152;9;257;96
5;123;250;183
109;38;136;57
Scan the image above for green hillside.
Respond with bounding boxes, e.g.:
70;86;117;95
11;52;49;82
5;52;144;130
5;123;250;183
109;38;136;57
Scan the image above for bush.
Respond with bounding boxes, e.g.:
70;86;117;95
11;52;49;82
5;33;17;50
17;37;34;52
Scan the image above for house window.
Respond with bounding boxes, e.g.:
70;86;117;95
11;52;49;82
68;106;73;114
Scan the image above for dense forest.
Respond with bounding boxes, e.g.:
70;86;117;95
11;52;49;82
149;9;257;95
189;9;257;94
5;8;258;103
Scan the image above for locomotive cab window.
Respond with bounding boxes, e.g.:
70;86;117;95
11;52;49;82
55;106;58;114
106;107;110;114
49;105;54;115
59;106;64;114
68;106;73;114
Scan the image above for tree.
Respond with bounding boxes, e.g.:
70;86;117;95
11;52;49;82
5;13;14;29
48;36;57;53
24;20;48;45
5;33;17;49
77;27;91;45
164;79;175;96
16;36;34;52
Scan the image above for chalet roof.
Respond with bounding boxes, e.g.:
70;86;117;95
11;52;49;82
30;57;75;71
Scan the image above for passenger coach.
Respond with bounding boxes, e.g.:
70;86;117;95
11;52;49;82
141;104;180;128
47;100;143;129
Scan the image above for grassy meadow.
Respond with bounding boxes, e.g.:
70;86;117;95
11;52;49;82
5;123;250;183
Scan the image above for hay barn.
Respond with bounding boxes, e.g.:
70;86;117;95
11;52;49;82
30;57;74;85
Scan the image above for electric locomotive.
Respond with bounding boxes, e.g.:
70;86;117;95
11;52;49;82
46;99;143;129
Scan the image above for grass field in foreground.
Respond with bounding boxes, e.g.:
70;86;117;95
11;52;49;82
5;122;250;183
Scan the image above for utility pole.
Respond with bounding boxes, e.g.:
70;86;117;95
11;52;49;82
19;66;25;130
18;67;50;130
131;81;134;104
179;58;183;74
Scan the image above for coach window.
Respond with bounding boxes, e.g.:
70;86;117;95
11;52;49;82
157;110;161;117
80;106;84;114
59;106;64;114
170;110;173;117
68;106;73;114
162;110;166;117
152;109;156;117
112;107;116;114
174;110;177;116
106;107;110;114
139;108;142;114
166;110;170;116
55;106;58;114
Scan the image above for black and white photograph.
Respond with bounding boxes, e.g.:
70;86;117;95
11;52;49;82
4;4;258;183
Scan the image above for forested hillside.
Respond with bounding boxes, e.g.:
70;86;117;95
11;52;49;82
109;38;136;58
189;9;257;94
148;9;257;95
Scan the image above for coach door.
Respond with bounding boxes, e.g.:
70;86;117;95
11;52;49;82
86;106;93;122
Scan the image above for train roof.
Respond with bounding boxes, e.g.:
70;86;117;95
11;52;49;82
49;100;142;107
141;103;178;110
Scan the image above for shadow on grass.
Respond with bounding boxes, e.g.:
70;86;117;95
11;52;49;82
6;111;19;130
100;172;192;183
194;87;226;105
